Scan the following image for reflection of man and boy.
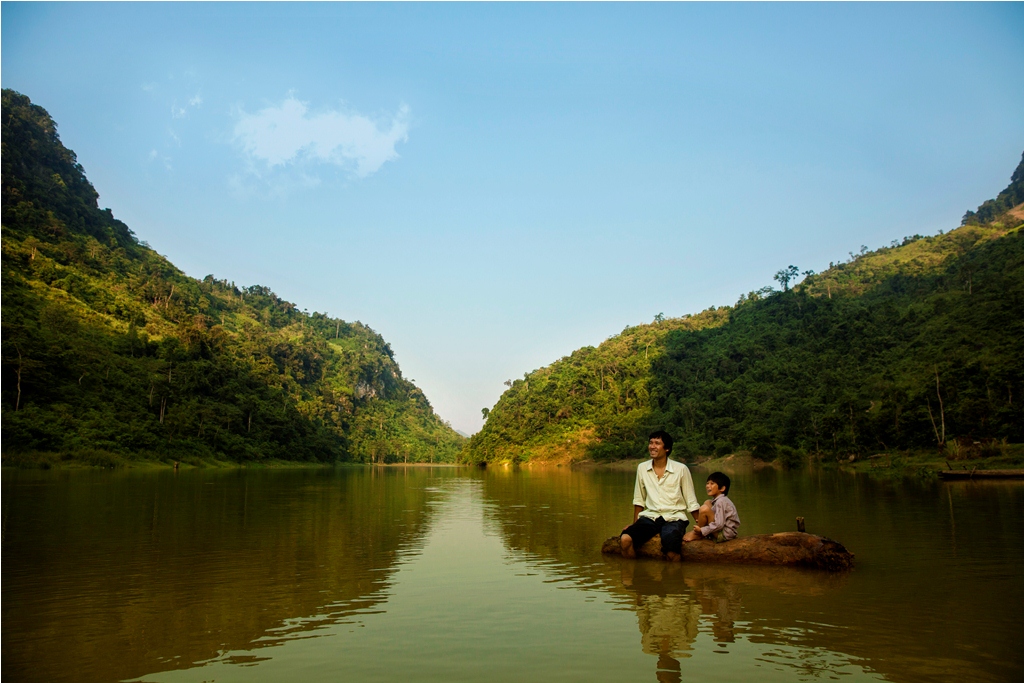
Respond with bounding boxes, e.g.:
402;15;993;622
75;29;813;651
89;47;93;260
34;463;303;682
619;430;743;682
621;560;743;683
620;430;740;561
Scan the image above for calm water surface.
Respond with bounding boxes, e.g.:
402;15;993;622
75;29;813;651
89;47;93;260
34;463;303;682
3;466;1023;683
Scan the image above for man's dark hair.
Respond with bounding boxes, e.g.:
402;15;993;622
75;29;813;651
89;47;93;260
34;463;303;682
707;471;731;494
648;430;673;454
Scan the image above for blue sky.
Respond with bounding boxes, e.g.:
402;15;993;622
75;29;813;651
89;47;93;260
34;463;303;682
3;2;1023;435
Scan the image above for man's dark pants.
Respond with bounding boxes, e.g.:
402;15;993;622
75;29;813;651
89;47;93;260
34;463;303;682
622;516;688;555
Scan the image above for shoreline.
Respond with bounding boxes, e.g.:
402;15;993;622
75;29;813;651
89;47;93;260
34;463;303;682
487;446;1024;479
6;445;1021;476
0;451;465;471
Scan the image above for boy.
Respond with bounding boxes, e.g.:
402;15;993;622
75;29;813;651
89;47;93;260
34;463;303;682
620;430;701;562
683;472;739;543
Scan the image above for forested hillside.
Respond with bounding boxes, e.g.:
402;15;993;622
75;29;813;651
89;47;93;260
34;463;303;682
1;90;462;465
465;155;1024;465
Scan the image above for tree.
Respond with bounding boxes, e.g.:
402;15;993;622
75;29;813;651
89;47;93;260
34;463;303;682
773;265;800;292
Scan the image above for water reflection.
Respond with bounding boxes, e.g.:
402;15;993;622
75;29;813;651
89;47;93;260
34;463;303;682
480;466;1024;683
619;562;699;682
2;467;456;683
4;466;1023;683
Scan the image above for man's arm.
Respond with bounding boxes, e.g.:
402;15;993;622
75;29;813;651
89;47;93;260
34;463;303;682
626;468;646;529
679;467;700;519
632;468;647;512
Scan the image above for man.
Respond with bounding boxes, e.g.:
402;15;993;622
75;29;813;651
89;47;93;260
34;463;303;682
620;430;701;562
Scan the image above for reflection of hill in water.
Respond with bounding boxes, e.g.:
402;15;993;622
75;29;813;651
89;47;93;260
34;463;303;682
479;468;1023;683
2;467;455;683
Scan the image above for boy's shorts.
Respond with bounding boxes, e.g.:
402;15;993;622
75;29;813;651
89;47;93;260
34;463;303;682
622;516;688;555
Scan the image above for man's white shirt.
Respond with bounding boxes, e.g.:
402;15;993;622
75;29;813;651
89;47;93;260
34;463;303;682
633;458;700;522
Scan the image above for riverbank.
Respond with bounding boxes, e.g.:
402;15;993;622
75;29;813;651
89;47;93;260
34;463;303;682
832;445;1024;478
0;450;462;471
8;444;1021;476
560;452;774;473
566;445;1024;480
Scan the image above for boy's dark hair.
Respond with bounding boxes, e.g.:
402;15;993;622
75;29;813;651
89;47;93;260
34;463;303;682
707;471;731;494
648;430;673;454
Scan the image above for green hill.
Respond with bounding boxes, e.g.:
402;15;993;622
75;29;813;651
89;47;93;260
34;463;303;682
1;89;462;466
464;155;1024;465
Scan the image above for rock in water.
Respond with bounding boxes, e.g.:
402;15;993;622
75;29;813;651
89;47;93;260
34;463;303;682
602;532;854;571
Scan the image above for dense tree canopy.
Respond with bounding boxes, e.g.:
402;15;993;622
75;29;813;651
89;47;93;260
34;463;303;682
464;157;1024;465
1;89;462;465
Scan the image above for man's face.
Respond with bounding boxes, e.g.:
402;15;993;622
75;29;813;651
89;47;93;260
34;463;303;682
648;438;667;459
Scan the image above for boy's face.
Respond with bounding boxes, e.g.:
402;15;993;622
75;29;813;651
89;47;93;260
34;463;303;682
706;480;725;497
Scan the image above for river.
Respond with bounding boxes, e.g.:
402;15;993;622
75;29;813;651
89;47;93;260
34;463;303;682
3;465;1022;682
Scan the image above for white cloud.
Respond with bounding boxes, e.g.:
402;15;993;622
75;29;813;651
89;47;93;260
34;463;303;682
233;96;410;178
171;92;203;119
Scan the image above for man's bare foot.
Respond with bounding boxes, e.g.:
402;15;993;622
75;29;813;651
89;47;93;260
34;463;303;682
620;534;636;559
666;551;682;562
